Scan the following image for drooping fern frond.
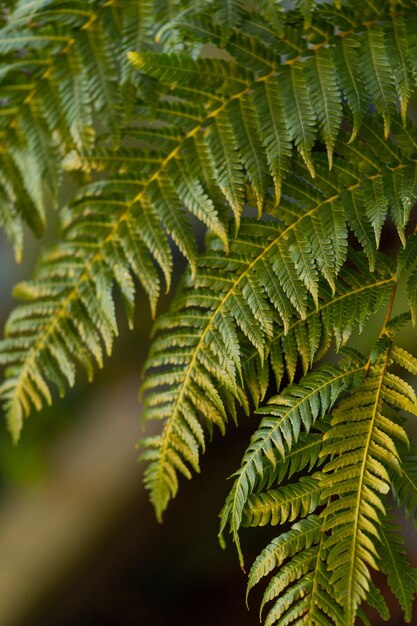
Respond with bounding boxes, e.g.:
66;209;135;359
140;218;395;519
244;336;417;625
167;1;417;142
319;350;414;624
219;356;365;565
379;514;417;622
247;514;343;626
242;472;323;529
2;0;417;452
2;2;417;625
392;442;417;527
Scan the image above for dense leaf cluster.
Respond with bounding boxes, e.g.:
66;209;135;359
1;1;417;624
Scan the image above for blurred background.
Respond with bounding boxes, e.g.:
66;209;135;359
1;221;417;626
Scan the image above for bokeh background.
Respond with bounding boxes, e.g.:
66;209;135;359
1;216;417;625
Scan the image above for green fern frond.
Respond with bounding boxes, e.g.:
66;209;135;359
140;215;394;521
392;443;417;526
360;22;397;138
242;473;323;528
307;46;342;168
320;349;413;625
234;251;393;407
0;195;171;440
379;514;417;622
139;169;392;518
219;361;364;566
1;2;417;626
362;582;390;623
241;337;417;625
247;514;342;626
247;514;323;595
0;0;159;241
173;1;417;143
398;233;417;275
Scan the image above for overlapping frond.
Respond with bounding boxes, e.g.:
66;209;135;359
247;515;342;626
160;0;417;146
319;349;415;625
219;358;365;565
0;0;131;233
392;442;417;526
242;472;323;529
242;252;395;406
140;198;394;518
379;515;417;622
1;1;417;625
2;0;417;454
241;339;417;625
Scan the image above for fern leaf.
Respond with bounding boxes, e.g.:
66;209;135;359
247;514;323;595
127;51;249;90
0;194;23;263
362;177;389;248
254;426;329;494
215;0;245;41
280;62;316;176
307;46;342;168
398;232;417;275
229;95;270;216
391;346;417;375
219;362;363;565
364;582;390;623
379;515;417;622
247;514;343;626
320;350;414;625
332;34;367;141
243;252;395;401
242;473;322;528
252;78;291;202
341;188;376;271
386;12;414;125
207;110;246;229
361;23;397;138
77;20;121;141
392;443;417;526
140;178;373;521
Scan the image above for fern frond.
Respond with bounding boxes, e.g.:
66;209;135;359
320;349;413;625
398;232;417;275
242;473;323;528
2;2;417;625
386;12;414;125
219;361;364;566
360;22;397;138
280;62;316;176
331;33;367;142
247;514;343;626
379;514;417;622
140;168;392;519
307;46;342;168
392;443;417;526
140;203;394;521
363;582;390;623
128;51;250;90
247;514;323;595
242;251;394;405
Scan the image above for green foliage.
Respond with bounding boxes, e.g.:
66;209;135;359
1;0;417;624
